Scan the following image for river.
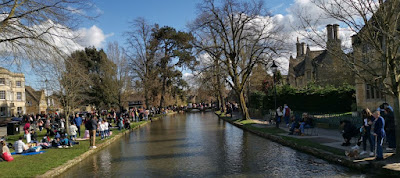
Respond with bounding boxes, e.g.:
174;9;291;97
61;112;363;177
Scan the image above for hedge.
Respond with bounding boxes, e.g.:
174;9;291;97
249;84;355;113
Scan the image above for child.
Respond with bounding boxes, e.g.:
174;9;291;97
104;120;109;138
99;120;105;140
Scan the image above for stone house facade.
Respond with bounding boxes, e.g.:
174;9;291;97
25;86;47;115
0;67;26;118
288;24;354;88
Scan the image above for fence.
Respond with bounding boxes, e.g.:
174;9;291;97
292;111;361;129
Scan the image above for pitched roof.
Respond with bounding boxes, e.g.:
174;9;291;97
25;86;44;103
312;50;328;64
293;60;305;77
293;50;327;77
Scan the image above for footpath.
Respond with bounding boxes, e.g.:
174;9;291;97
216;111;400;175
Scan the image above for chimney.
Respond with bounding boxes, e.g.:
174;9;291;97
351;34;357;45
326;24;333;41
296;37;301;57
301;42;306;55
333;24;339;40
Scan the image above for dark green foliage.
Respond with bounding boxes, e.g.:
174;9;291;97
65;47;118;109
253;84;356;113
249;91;265;109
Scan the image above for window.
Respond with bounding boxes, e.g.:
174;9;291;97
366;84;384;100
17;107;22;114
0;91;5;99
0;107;6;116
0;78;4;85
16;81;21;87
17;92;22;101
362;44;372;64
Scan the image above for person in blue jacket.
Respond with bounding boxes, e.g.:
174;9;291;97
74;114;83;137
372;110;385;161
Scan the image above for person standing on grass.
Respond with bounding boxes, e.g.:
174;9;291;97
87;116;98;149
69;122;78;140
282;104;291;127
372;110;385;161
74;114;83;138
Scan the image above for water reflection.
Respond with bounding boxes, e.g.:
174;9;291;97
60;112;362;177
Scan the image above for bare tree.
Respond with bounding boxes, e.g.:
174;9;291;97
107;41;131;112
0;0;98;64
194;0;285;120
190;20;227;112
297;0;400;156
125;17;159;108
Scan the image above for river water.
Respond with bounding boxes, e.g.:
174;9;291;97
61;112;363;177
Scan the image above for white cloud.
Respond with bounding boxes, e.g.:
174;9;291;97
264;0;358;74
76;25;113;48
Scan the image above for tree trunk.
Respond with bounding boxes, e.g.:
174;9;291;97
393;93;400;157
159;76;166;111
144;86;150;109
238;90;250;120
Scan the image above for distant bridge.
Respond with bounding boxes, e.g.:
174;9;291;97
183;107;214;112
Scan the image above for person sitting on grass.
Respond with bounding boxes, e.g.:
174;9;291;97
299;113;314;136
14;136;28;154
51;137;60;148
340;120;358;146
60;134;70;148
288;116;300;135
30;129;38;143
0;140;12;161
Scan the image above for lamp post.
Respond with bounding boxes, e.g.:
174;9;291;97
271;61;278;111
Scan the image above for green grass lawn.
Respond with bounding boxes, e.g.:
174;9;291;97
0;120;150;177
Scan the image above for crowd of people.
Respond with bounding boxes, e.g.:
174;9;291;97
0;106;174;162
276;102;396;160
340;103;396;160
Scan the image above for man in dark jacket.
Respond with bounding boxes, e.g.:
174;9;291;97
87;116;98;149
340;120;358;146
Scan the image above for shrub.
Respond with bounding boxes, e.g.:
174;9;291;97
259;84;355;113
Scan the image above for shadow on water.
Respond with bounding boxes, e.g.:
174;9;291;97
60;112;366;177
131;138;187;144
112;152;204;162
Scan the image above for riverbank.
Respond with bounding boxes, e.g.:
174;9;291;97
215;111;400;176
0;113;174;177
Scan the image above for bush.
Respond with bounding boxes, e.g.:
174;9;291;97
260;84;355;113
249;91;265;109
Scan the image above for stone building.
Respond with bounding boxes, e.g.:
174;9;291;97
25;86;47;115
0;67;25;118
288;24;354;88
351;3;397;111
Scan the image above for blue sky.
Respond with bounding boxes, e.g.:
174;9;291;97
90;0;292;49
17;0;348;90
